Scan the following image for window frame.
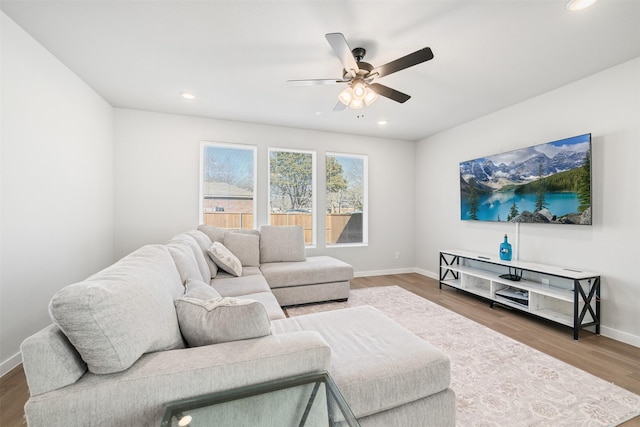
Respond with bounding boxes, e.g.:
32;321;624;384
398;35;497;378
267;147;317;247
199;141;258;229
325;152;368;247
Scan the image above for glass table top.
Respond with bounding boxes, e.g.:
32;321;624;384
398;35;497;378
160;371;360;427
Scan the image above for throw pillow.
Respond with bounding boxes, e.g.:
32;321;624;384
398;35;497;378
259;225;306;263
184;278;221;300
206;242;242;277
224;231;260;267
174;297;271;346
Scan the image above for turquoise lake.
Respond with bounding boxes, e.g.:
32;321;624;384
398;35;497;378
460;191;580;221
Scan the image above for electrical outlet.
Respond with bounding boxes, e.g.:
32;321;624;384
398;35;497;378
395;251;401;259
541;278;550;285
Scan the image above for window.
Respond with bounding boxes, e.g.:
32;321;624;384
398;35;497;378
200;142;256;229
268;148;316;246
326;153;368;245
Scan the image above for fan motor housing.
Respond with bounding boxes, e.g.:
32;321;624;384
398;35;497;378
343;61;373;79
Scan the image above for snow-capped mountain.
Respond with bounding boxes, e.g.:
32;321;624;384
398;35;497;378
460;149;587;187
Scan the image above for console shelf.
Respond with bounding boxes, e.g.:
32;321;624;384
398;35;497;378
439;249;600;340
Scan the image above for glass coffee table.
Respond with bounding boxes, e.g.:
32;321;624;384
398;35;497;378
160;371;360;427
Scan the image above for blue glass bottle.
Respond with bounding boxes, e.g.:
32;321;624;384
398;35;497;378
499;234;512;261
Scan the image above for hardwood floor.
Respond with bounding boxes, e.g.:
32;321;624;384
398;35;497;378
0;363;28;427
1;273;638;426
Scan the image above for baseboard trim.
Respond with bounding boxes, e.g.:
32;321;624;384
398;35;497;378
354;267;417;278
599;326;640;348
414;268;438;280
1;352;22;377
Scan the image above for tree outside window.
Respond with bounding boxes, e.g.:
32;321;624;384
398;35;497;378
268;149;316;245
326;153;367;245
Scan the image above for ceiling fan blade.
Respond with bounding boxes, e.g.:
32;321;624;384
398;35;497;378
371;47;434;78
325;33;359;75
286;79;348;86
333;101;347;112
369;83;411;103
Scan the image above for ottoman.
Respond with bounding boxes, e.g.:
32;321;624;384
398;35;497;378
272;305;456;426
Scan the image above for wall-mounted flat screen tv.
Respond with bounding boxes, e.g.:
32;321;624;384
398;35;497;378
460;133;592;225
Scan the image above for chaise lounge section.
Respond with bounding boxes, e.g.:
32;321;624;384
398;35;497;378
20;226;455;426
261;256;353;306
196;224;353;307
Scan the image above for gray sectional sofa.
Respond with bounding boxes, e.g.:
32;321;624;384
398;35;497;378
20;225;455;426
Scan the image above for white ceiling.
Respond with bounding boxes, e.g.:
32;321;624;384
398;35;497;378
2;1;639;141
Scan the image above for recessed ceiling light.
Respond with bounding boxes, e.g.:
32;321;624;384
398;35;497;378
180;92;195;100
377;120;388;126
315;111;322;116
566;0;598;11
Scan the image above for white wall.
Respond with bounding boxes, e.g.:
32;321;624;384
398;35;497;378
416;57;640;346
0;13;115;374
114;109;416;274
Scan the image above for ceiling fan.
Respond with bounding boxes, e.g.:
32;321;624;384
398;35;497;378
287;33;434;111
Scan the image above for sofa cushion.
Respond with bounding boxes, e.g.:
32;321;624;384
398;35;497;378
271;281;351;307
272;306;451;418
259;225;306;263
237;291;286;320
211;267;271;297
197;224;226;243
170;234;210;283
167;239;205;284
49;245;185;374
184;230;218;278
175;297;271;346
228;228;261;237
260;256;353;288
185;278;221;300
198;224;259;241
224;231;260;267
207;242;242;277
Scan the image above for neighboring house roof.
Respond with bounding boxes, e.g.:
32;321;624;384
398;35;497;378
203;181;253;199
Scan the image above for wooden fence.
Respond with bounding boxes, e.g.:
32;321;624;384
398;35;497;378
202;212;356;244
202;212;254;230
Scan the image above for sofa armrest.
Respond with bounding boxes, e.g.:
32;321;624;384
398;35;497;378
25;331;331;427
21;323;87;396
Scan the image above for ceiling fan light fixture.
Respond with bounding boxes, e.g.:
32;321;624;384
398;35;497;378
338;87;353;105
364;87;378;106
566;0;598;11
349;98;364;109
339;80;377;109
352;80;367;100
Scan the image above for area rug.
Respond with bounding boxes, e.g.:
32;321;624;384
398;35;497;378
285;286;640;427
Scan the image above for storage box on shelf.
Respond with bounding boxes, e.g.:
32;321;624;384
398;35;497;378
439;249;600;340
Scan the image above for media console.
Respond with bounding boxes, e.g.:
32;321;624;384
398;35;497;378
439;249;600;340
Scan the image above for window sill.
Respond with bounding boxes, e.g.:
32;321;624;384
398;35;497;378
326;243;368;249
